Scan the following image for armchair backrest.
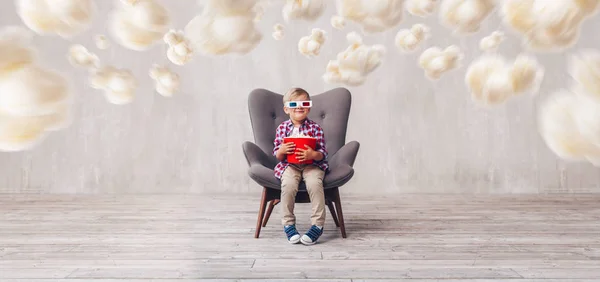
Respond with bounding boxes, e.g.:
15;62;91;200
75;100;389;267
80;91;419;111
247;87;352;163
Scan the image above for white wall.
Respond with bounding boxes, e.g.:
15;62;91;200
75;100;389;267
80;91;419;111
1;0;600;194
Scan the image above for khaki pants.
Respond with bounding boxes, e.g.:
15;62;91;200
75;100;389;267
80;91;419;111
280;164;326;227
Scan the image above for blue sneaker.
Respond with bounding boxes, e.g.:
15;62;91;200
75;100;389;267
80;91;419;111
301;225;323;245
284;225;301;244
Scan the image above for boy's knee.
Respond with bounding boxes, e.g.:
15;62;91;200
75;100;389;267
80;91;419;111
281;168;301;192
304;173;324;191
281;180;300;192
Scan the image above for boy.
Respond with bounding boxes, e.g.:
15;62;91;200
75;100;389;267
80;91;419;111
272;87;329;245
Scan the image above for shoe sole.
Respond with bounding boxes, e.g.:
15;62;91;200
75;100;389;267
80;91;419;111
289;236;301;244
300;238;317;245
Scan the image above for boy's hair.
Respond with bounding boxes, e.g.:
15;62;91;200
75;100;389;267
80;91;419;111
283;87;310;103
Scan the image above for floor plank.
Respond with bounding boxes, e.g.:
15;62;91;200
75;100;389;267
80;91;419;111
2;194;600;280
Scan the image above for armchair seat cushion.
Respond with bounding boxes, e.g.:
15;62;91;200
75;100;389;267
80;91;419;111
248;164;354;191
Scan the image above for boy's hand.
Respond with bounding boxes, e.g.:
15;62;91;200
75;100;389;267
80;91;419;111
296;145;317;162
278;142;295;155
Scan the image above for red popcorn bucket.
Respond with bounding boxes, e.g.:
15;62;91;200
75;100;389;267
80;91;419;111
283;137;317;164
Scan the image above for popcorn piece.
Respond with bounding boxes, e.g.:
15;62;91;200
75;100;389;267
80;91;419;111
95;34;110;50
465;53;544;105
418;45;463;80
395;23;430;53
291;131;313;138
0;26;36;76
253;1;266;22
538;48;600;166
335;0;405;34
0;26;72;152
538;89;600;166
568;49;600;100
108;0;170;51
184;0;262;55
89;66;137;105
15;0;95;38
406;0;437;17
298;28;326;57
331;15;345;29
573;95;600;146
479;31;506;52
0;65;71;118
438;0;495;34
149;64;180;97
272;24;284;40
38;102;71;131
67;44;99;70
164;30;194;66
500;0;599;52
0;114;48;152
282;0;325;22
577;0;600;16
323;32;386;86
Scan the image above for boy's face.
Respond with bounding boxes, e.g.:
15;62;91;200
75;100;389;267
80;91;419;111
284;94;311;121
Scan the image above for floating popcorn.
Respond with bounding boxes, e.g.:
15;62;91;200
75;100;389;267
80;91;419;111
67;44;99;70
15;0;95;38
538;89;600;166
335;0;405;34
538;49;600;165
395;24;430;53
38;102;71;131
323;32;386;86
573;95;600;147
568;49;600;100
0;115;48;152
0;27;36;76
331;15;345;29
253;1;266;22
298;28;326;57
538;91;597;162
95;35;110;50
500;0;599;52
479;31;506;52
406;0;437;17
465;54;544;105
0;26;72;152
282;0;325;22
272;24;284;40
89;66;137;105
184;0;262;55
0;66;71;118
418;45;463;80
149;64;180;97
439;0;495;34
0;98;71;151
164;30;194;65
108;0;170;51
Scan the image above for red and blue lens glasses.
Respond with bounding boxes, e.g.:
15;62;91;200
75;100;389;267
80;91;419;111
285;101;312;108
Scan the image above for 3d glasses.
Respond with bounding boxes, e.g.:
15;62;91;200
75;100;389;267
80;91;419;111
285;101;312;108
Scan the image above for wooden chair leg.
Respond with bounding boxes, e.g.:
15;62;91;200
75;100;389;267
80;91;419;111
327;200;340;227
255;188;269;238
262;199;279;227
332;188;347;238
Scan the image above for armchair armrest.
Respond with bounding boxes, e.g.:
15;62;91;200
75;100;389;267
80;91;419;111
242;141;275;169
328;141;360;169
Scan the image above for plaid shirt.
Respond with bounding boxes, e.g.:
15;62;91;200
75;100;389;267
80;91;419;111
272;118;329;179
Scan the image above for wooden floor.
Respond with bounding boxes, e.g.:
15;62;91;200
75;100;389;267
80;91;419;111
2;194;600;281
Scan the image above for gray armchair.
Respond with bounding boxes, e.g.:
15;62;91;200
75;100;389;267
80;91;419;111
243;87;360;239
